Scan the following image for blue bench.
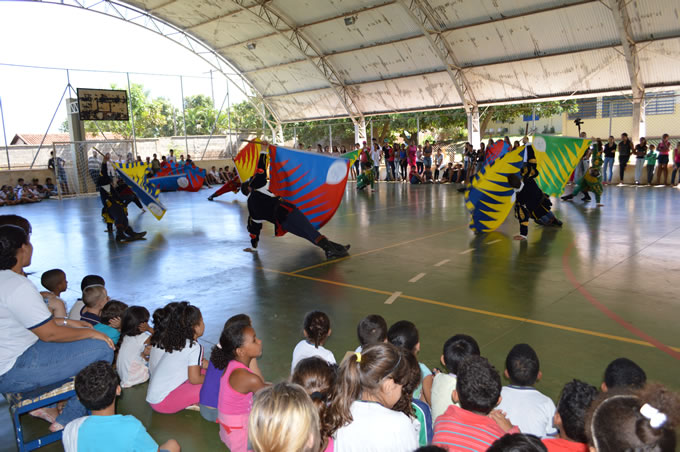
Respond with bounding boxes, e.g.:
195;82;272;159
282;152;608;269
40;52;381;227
3;379;75;451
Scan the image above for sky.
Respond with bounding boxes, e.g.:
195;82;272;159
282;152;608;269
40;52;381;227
0;1;250;140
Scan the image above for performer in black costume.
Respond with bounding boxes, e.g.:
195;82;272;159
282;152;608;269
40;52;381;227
242;152;350;259
98;153;146;242
507;173;562;241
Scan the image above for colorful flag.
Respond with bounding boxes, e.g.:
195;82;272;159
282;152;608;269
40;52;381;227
532;135;591;196
484;141;512;167
340;150;360;164
465;146;526;233
268;146;350;230
235;140;269;182
152;162;205;192
113;162;167;220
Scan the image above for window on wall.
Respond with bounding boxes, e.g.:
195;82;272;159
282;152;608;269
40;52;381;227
567;98;597;119
602;96;633;117
646;92;675;115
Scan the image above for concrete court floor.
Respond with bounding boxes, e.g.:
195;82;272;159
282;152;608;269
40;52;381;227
1;181;679;451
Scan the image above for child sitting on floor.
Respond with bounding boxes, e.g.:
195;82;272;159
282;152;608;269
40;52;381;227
432;356;519;451
430;334;480;421
199;314;262;423
117;306;153;388
497;343;557;438
40;268;68;318
68;274;105;320
355;314;388;353
218;317;267;452
63;361;180;452
586;383;680;451
601;357;647;391
94;300;128;344
388;320;432;403
80;285;110;326
291;311;336;373
543;380;598;452
291;357;338;452
327;343;419;452
146;302;206;414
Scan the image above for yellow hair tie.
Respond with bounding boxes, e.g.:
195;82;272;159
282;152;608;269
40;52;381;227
354;352;361;363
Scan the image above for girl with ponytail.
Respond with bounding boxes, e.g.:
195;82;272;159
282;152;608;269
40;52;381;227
217;318;266;452
586;383;680;451
325;343;419;452
291;311;336;373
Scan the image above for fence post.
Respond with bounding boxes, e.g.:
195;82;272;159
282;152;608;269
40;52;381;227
180;76;189;156
126;73;137;158
0;96;9;170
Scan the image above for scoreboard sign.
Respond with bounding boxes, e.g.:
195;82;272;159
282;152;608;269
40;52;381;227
77;88;129;121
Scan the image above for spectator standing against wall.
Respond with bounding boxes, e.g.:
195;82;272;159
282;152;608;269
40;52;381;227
602;136;616;185
633;137;647;185
671;142;680;186
617;133;632;183
88;152;100;186
656;133;671;185
370;139;382;181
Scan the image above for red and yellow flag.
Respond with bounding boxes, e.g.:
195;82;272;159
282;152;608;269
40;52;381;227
234;140;270;182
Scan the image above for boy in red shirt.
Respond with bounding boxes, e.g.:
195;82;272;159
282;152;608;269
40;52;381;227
543;380;598;452
432;356;519;451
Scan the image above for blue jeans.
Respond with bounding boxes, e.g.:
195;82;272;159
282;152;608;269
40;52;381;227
0;339;113;425
603;157;615;182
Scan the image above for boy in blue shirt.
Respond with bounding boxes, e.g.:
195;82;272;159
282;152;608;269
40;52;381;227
63;361;180;452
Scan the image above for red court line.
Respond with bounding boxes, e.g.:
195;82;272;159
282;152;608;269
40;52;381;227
562;242;680;361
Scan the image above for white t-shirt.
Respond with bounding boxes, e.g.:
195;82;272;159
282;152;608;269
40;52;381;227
0;270;52;376
497;385;557;438
68;299;85;320
291;340;336;373
146;339;203;404
117;332;151;388
334;400;420;452
431;372;458;421
370;147;382;165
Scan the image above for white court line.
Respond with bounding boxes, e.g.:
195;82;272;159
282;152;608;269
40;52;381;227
409;273;426;283
486;239;501;245
434;259;451;267
384;291;402;305
459;248;475;255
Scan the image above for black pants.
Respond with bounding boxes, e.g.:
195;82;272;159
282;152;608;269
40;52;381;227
281;209;321;245
400;160;408;179
416;162;424;173
619;155;630;181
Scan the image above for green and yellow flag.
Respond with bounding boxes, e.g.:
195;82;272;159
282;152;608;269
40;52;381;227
532;135;591;197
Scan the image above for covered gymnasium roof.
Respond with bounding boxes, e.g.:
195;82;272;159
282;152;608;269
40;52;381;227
64;0;680;123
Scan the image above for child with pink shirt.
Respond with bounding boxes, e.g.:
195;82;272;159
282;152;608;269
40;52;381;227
146;302;206;413
217;318;266;452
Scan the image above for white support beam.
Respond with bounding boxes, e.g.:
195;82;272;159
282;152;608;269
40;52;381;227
354;119;367;144
608;0;645;143
230;0;365;129
396;0;478;117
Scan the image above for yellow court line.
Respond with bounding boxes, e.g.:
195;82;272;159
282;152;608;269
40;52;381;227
260;267;680;352
290;225;468;274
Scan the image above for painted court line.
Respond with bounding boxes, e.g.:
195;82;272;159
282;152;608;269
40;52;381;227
290;225;466;274
459;248;475;255
384;291;402;305
434;259;451;267
258;267;680;353
486;239;502;245
409;273;426;283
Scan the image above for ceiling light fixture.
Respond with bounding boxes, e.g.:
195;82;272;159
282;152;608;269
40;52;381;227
344;16;356;26
246;42;256;50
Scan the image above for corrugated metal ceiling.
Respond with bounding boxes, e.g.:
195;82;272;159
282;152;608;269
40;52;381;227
123;0;680;122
